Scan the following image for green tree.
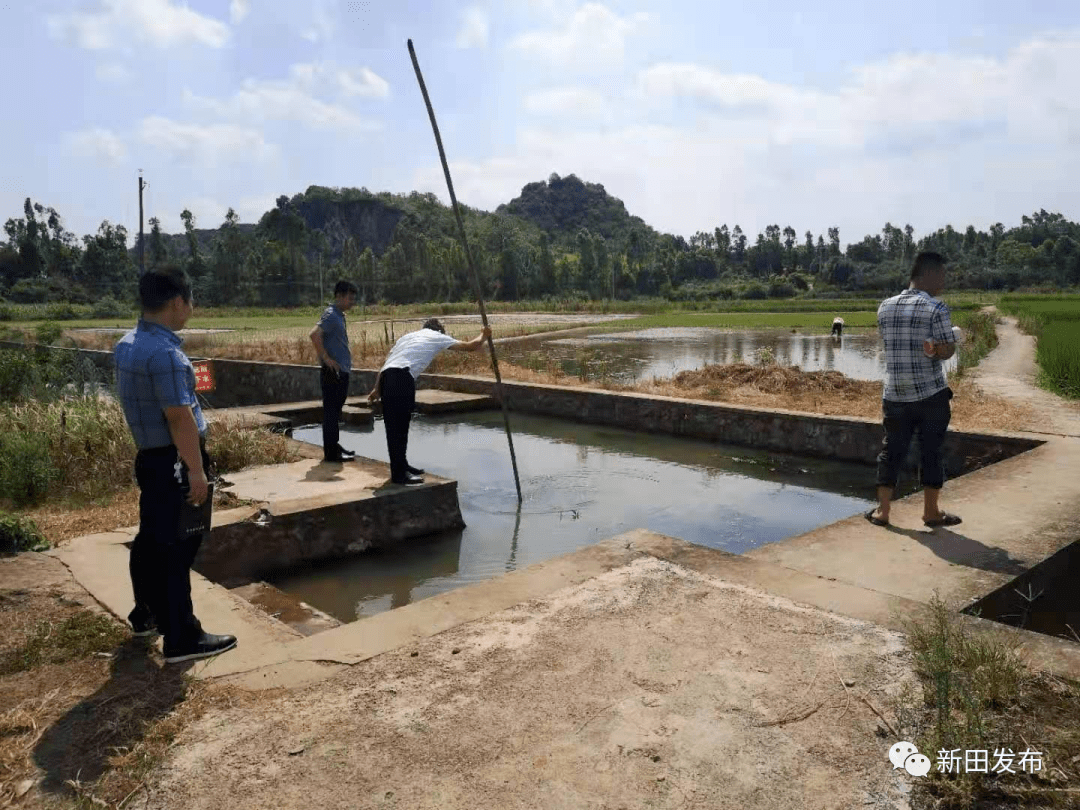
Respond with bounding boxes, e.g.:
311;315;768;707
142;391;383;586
80;221;135;299
782;226;796;269
731;225;747;264
827;227;840;257
147;216;168;269
537;233;556;296
209;208;246;304
180;209;205;283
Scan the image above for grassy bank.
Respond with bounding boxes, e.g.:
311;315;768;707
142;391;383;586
998;295;1080;399
951;309;1000;375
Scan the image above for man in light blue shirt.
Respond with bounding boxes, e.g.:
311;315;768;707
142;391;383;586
309;280;358;462
115;267;236;664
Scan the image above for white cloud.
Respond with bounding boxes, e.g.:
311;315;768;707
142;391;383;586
637;33;1080;149
301;4;336;42
183;63;387;132
523;87;608;117
230;0;251;24
413;30;1080;241
94;63;132;83
456;7;490;50
137;117;278;166
337;67;390;99
66;127;128;166
47;0;230;51
510;3;649;69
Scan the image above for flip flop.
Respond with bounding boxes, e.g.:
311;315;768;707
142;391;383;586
924;512;963;528
864;509;889;527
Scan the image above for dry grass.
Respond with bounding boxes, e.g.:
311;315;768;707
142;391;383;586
895;596;1080;809
0;578;242;810
612;364;1037;433
21;487;142;546
18;485;253;547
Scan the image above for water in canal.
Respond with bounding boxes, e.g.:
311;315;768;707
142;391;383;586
499;328;957;384
275;412;881;623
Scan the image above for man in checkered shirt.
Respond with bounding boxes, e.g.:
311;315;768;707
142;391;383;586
866;251;962;529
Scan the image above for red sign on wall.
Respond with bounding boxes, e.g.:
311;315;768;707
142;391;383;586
192;360;215;392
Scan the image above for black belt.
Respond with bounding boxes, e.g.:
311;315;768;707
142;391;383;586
137;437;207;457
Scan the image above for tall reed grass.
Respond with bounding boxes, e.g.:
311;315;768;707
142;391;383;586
0;348;298;510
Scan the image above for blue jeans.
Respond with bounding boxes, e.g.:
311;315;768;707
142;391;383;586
876;387;952;489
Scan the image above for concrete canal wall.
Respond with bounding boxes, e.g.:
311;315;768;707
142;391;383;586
5;343;1043;476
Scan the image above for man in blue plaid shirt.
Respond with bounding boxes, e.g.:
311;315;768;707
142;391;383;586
115;267;236;664
866;251;962;529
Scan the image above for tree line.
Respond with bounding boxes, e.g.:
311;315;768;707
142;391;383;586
2;177;1078;309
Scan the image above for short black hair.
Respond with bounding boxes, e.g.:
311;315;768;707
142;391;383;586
422;318;445;333
333;280;358;297
139;266;192;313
911;251;946;280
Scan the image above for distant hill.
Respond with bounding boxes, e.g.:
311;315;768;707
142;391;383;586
137;174;659;261
497;173;657;243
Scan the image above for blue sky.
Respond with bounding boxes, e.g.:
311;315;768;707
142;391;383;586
2;0;1079;247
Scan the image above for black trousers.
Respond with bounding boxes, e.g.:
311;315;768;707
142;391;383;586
380;367;416;482
321;365;350;458
831;323;843;336
129;442;210;647
876;387;952;489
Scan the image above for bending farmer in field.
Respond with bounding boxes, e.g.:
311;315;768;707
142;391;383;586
867;251;961;529
367;319;491;486
831;316;844;337
310;280;358;463
114;267;236;664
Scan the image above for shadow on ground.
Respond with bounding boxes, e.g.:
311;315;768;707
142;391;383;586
884;525;1030;576
32;638;190;794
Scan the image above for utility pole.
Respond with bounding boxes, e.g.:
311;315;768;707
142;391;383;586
138;170;147;274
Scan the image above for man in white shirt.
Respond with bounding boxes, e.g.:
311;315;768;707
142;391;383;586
367;318;492;485
831;316;844;337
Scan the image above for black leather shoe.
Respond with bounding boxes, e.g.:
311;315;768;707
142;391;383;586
390;474;425;487
406;464;424;475
337;445;356;460
164;632;238;664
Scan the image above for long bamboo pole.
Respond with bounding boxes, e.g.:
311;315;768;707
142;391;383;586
407;39;523;503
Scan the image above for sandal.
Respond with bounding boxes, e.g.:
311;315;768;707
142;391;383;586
864;509;889;527
923;512;962;528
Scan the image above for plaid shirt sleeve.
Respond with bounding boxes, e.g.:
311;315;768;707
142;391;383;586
931;302;956;344
148;347;198;409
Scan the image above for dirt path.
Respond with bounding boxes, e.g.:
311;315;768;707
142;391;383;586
144;558;915;810
970;307;1080;437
